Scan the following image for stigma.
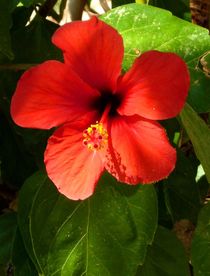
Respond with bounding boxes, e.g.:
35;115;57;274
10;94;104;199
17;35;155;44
83;122;108;151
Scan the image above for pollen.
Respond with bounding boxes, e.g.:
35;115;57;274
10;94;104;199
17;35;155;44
83;122;108;151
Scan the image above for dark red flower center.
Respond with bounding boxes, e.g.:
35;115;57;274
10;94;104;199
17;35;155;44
84;92;122;151
93;92;122;118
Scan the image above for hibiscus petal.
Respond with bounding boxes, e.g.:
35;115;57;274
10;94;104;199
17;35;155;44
11;60;99;129
117;50;190;120
52;17;124;92
105;115;176;184
44;124;105;200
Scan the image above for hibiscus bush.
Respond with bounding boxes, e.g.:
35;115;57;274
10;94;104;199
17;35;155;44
0;0;210;275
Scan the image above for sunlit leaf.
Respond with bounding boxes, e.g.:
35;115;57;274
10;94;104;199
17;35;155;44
18;171;158;275
102;3;210;112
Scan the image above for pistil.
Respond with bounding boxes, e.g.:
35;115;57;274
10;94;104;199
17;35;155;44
82;104;111;151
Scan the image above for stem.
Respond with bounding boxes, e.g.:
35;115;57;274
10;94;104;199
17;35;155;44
59;0;68;19
190;0;210;31
39;0;58;18
99;0;110;12
0;64;37;71
68;0;87;20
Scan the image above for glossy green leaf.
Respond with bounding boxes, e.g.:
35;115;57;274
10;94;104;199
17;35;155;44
12;229;38;276
163;150;201;223
102;3;210;112
180;103;210;183
18;171;158;275
191;202;210;276
137;226;190;276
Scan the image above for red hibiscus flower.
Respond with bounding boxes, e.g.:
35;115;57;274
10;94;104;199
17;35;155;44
11;17;190;200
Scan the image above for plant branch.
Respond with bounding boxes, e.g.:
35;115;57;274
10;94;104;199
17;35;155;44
99;0;110;12
190;0;210;31
68;0;87;21
39;0;58;18
0;64;37;71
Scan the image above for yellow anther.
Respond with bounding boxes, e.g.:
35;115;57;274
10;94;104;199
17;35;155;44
83;122;108;151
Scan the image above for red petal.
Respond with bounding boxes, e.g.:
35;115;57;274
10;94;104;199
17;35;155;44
44;124;105;200
52;17;123;92
117;51;190;120
105;115;176;184
11;61;99;129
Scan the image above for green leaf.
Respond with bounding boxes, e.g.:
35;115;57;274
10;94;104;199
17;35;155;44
163;150;201;223
180;103;210;183
155;184;173;229
11;16;62;64
18;171;158;275
0;111;37;188
0;212;38;275
101;3;210;112
137;226;190;276
160;118;180;144
191;202;210;276
12;6;34;31
12;229;38;276
0;212;17;269
187;68;210;113
0;71;37;188
0;0;18;59
0;16;60;177
0;71;49;181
